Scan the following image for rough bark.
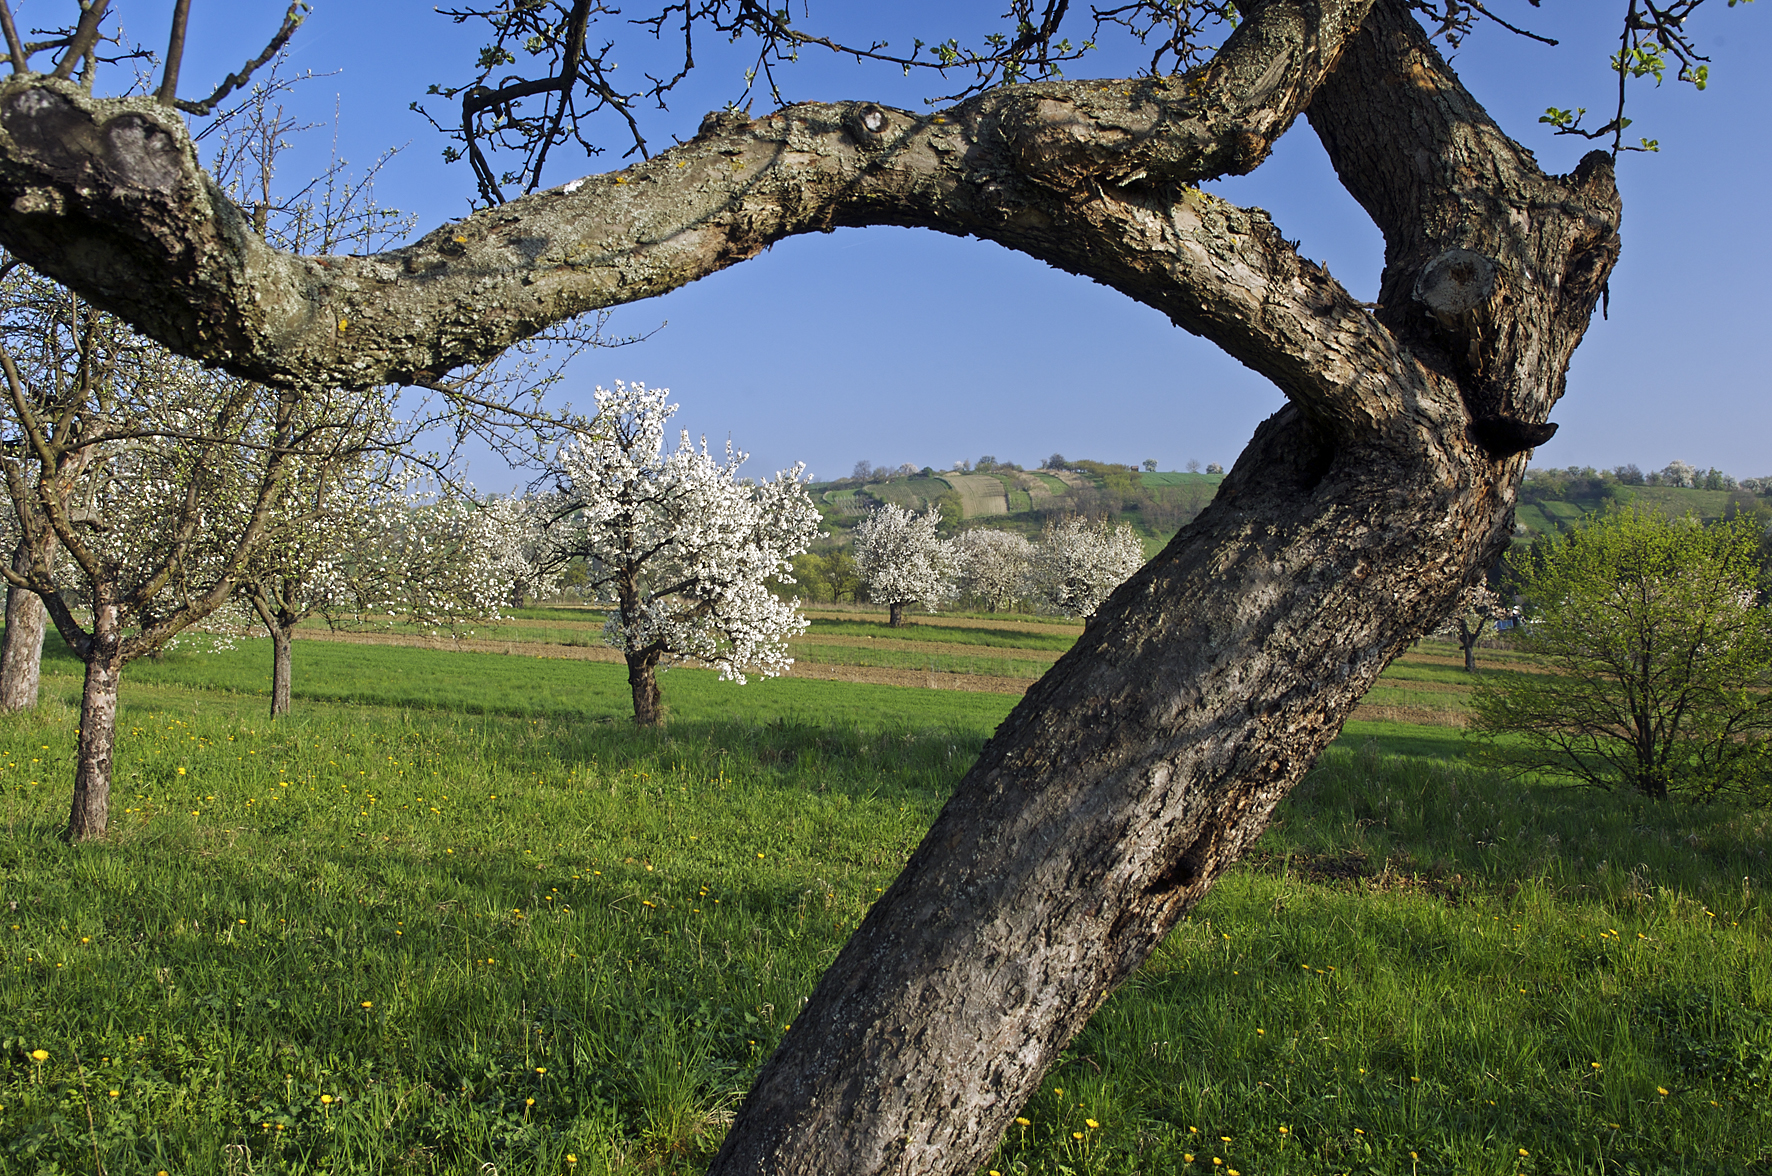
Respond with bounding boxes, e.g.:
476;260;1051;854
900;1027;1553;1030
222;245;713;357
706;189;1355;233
627;650;663;727
706;5;1620;1172
888;601;906;629
0;541;44;711
66;604;122;843
0;0;1624;1169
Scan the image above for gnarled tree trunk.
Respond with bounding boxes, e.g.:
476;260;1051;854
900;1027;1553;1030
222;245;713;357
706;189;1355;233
626;649;663;726
0;0;1622;1168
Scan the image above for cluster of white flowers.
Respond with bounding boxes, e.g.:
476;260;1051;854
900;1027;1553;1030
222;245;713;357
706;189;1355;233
854;507;1145;620
1025;516;1146;618
536;381;821;683
950;528;1034;613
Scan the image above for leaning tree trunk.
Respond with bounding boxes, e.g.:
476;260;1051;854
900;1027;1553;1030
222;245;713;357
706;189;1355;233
65;605;124;843
704;7;1621;1173
0;542;45;711
0;0;1622;1167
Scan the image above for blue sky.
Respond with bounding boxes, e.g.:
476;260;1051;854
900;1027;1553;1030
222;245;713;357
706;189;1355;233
136;2;1772;484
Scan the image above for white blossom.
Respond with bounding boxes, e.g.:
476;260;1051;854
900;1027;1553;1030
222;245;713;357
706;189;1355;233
951;529;1034;613
1029;516;1145;618
852;504;957;623
540;381;821;690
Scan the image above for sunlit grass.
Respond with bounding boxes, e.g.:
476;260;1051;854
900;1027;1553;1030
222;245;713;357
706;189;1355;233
0;635;1766;1174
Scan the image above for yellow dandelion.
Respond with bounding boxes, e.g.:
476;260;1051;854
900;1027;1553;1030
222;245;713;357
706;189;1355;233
1086;1119;1099;1128
1184;1155;1195;1164
109;1089;119;1097
1015;1117;1031;1126
566;1158;577;1166
1072;1131;1084;1140
177;767;186;776
320;1094;333;1104
361;1001;373;1009
29;1049;47;1062
536;1067;547;1075
1657;1086;1670;1096
1518;1148;1530;1157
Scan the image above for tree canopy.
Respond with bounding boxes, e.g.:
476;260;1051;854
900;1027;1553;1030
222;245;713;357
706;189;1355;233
1471;507;1772;802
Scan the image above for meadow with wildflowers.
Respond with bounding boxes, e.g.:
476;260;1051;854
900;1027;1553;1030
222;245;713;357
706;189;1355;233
0;628;1767;1174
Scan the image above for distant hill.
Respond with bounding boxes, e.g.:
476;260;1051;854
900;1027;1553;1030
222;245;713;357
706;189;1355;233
806;463;1227;551
808;461;1772;557
1511;468;1770;544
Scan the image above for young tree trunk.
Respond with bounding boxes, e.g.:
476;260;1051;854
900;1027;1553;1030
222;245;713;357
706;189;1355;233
0;541;45;711
1457;616;1484;672
269;624;292;717
65;608;123;843
888;601;905;628
627;650;663;726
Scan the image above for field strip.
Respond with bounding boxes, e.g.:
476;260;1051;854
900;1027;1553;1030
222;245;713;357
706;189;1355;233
1349;703;1467;728
1365;678;1475;696
783;662;1037;694
803;610;1083;636
791;634;1063;661
292;627;1048;692
293;628;627;662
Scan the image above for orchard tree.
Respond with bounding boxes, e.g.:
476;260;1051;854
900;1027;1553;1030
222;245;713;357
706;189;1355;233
0;0;1743;1168
537;381;820;725
952;527;1033;613
474;492;563;609
0;266;310;842
1030;515;1146;619
853;503;957;627
1434;582;1513;672
1470;507;1772;801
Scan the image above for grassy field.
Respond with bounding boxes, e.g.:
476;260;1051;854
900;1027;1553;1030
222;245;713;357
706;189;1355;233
1;623;1767;1174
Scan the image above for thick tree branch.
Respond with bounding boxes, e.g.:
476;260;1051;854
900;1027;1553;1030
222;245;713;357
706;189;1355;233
1308;1;1621;432
0;0;1375;399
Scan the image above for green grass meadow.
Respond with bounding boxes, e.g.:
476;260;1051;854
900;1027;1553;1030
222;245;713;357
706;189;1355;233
1;632;1768;1174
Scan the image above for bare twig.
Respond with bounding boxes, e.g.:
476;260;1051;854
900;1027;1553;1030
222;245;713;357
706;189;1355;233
174;2;310;117
48;0;109;80
156;0;192;104
0;2;28;74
